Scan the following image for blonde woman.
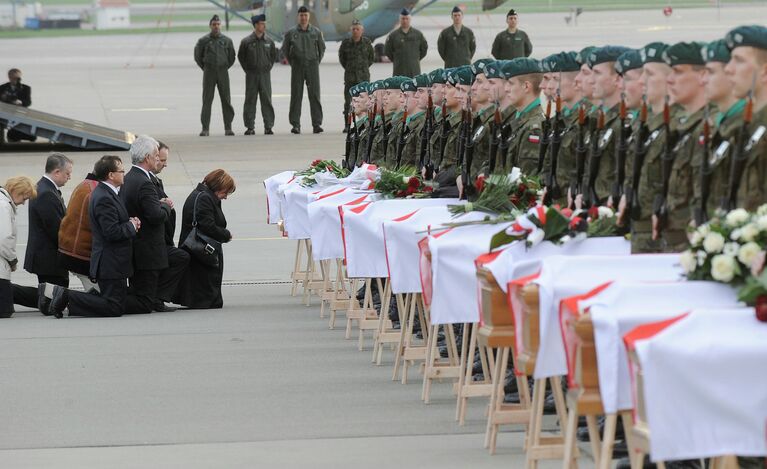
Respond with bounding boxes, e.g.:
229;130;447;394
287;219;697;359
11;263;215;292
0;176;37;317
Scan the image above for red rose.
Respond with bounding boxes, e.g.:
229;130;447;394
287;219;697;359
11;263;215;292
510;195;520;206
560;207;573;218
756;295;767;323
475;175;486;193
527;195;537;207
312;159;322;166
588;205;599;219
424;186;433;192
518;183;527;193
408;177;420;189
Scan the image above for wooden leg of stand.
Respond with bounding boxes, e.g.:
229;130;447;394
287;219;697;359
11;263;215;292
456;322;473;424
345;278;357;340
485;347;509;454
525;378;546;469
562;395;580;469
620;412;638;469
290;240;302;296
598;413;618;469
319;260;329;319
392;293;410;381
302;240;313;306
585;415;602;469
329;260;342;329
551;377;568;429
421;324;438;402
372;279;391;364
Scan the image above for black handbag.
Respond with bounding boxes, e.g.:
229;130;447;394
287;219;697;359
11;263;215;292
181;191;221;268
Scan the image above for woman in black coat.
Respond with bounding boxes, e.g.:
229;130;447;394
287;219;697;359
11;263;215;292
173;169;235;309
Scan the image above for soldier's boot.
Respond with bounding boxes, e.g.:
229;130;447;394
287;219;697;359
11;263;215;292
264;128;274;135
244;128;255;136
199;129;209;137
313;126;324;134
225;129;235;136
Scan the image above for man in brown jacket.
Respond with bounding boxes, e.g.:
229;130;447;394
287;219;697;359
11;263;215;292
58;168;100;293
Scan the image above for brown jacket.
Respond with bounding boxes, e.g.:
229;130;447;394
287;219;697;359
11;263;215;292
58;176;98;261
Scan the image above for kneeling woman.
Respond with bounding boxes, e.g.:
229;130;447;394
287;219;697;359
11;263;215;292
174;169;235;309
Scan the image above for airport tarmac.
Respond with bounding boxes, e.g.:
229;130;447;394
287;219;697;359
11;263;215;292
0;6;761;466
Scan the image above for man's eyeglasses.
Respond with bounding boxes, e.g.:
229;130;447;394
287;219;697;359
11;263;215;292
111;170;126;174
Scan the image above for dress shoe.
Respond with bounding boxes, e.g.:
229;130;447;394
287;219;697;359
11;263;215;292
37;283;51;316
313;126;324;134
264;128;274;135
49;286;69;319
244;128;255;136
199;129;209;137
291;127;300;134
153;302;177;313
225;129;235;136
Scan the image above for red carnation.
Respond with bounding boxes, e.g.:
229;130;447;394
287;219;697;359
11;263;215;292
475;175;486;193
424;186;433;192
560;207;573;218
518;183;527;193
527;195;537;207
510;195;520;206
408;177;420;190
312;159;322;166
588;205;599;220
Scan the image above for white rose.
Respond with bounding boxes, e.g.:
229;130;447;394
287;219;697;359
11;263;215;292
723;242;740;257
740;223;760;242
710;254;737;283
757;204;767;217
737;242;762;267
757;215;767;231
698;224;711;237
690;230;703;247
702;232;725;254
597;206;614;218
730;228;742;241
680;250;697;273
725;208;750;227
696;249;708;266
527;228;545;246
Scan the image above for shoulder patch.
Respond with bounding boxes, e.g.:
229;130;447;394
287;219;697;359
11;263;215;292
528;134;541;144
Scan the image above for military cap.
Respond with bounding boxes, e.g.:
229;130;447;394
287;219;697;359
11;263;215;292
575;46;596;66
401;78;417;92
541;52;580;73
429;68;448;85
615;49;643;75
400;8;410;16
484;61;507;80
209;14;220;24
351;19;361;26
297;6;309;13
368;80;385;93
452;6;463;13
446;66;475;86
413;73;431;88
639;42;669;64
385;76;409;90
251;14;265;24
703;39;731;63
662;41;706;66
350;81;369;97
725;25;767;51
507;9;518;17
471;58;495;75
588;46;631;67
503;57;542;78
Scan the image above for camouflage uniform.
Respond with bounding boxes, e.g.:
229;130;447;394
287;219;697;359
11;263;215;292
238;31;277;131
548;103;582;206
503;98;545;174
282;24;326;129
491;29;532;60
733;105;767;211
581;103;622;206
338;36;374;118
398;110;426;168
437;26;476;68
350;115;369;167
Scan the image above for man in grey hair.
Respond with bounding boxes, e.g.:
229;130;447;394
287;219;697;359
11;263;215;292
119;135;173;314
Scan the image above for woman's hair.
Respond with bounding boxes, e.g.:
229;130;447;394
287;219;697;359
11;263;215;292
4;176;37;200
203;169;236;195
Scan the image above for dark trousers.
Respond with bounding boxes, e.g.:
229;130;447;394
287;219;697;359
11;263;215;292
201;67;235;131
128;269;160;314
243;71;275;130
289;63;323;128
67;278;146;317
0;279;31;317
8;274;67;311
156;246;190;303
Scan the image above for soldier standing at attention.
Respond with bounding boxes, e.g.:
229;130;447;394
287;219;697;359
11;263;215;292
491;9;532;61
339;19;374;133
437;6;476;69
282;6;326;134
194;15;236;137
238;14;277;136
384;9;428;78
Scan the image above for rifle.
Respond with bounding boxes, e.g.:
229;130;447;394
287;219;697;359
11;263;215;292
436;97;450;175
536;98;553;174
628;93;650;220
488;95;502;175
571;103;588;207
460;92;475;200
583;106;605;207
380;104;390;159
395;96;410;169
722;72;756;211
544;85;564;205
695;105;714;226
653;96;674;235
418;88;433;172
612;93;630;204
351;114;362;167
343;112;354;170
363;99;378;164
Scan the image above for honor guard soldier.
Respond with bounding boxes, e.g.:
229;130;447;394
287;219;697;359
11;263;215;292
282;6;326;134
370;76;408;165
339;19;374;133
491;9;532;61
348;82;371;167
238;14;277;136
501;58;546;175
459;58;495;180
723;25;767;211
194;15;236;136
612;48;643;219
395;76;429;168
437;6;476;68
384;9;428;78
430;67;466;197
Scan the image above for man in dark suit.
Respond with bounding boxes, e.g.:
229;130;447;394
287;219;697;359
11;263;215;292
41;155;145;318
119;135;173;314
151;142;190;311
0;68;35;143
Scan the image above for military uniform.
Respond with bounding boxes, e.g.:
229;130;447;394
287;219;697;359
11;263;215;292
369;113;390;165
548;104;582;206
282;24;326;130
238;31;277;132
400;110;426;167
194;31;236;132
350;114;369;167
462;105;497;177
703;100;745;216
339;36;374;118
504;98;545;174
581;103;622;206
384;28;428;77
733;105;767;211
491;29;532;60
437;26;476;68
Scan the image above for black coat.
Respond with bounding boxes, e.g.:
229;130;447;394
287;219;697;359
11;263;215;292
152;175;177;246
119;166;171;270
24;177;67;277
0;82;31;107
89;182;137;280
173;183;231;309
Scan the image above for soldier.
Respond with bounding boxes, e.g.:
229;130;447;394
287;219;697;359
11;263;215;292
194;15;236;137
237;14;277;136
457;59;495;182
437;6;476;69
431;67;465;197
384;9;428;78
360;80;385;165
723;25;767;211
491;9;532;61
282;6;326;134
574;46;597;109
347;82;370;167
370;77;407;165
612;49;643;217
339;20;374;133
397;76;430;168
502;58;546;174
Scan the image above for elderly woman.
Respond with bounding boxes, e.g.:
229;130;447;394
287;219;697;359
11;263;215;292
173;169;235;309
0;176;37;317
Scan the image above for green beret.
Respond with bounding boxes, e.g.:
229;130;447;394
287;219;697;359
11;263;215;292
504;57;542;78
384;76;409;90
401;78;417;92
349;83;366;97
662;41;706;66
429;68;447;85
446;66;475;86
615;49;643;75
588;46;631;67
543;51;580;73
368;80;384;93
471;58;495;76
703;39;731;63
575;46;596;66
725;25;767;51
639;42;669;64
413;74;431;88
484;61;507;80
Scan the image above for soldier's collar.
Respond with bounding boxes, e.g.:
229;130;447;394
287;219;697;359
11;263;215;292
715;99;746;127
515;97;541;119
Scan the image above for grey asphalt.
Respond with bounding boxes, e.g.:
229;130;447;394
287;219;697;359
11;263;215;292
2;6;761;466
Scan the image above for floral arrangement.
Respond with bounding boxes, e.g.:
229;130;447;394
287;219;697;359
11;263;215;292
449;169;542;216
680;205;767;312
296;159;350;187
374;166;434;199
